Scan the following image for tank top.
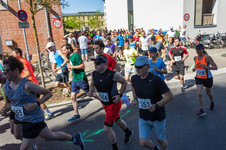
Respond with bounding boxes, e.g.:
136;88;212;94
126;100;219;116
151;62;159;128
195;54;212;79
5;78;44;123
54;49;67;68
92;69;118;105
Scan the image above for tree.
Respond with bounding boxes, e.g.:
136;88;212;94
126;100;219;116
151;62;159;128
87;11;102;29
24;0;68;87
64;16;84;30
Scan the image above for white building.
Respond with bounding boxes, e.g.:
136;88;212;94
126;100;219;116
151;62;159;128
104;0;226;38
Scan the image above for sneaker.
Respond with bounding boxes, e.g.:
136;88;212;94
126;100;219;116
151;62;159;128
68;115;80;122
121;94;130;107
33;145;38;150
197;109;206;117
44;113;54;120
181;87;185;92
124;130;134;144
210;102;215;110
73;132;85;150
154;146;160;150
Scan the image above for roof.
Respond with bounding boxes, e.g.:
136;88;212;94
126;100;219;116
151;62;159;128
62;11;104;17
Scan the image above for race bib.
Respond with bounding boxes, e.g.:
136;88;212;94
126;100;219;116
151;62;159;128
127;58;133;64
57;68;62;74
98;92;109;102
11;106;25;118
138;98;152;109
196;69;206;76
174;56;182;62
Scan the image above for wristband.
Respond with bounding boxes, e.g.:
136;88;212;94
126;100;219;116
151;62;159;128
155;103;160;109
36;101;41;106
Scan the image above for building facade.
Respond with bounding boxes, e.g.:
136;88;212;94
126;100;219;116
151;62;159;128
104;0;226;38
62;11;105;31
0;0;64;57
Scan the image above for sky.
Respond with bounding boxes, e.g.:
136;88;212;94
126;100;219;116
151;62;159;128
61;0;104;14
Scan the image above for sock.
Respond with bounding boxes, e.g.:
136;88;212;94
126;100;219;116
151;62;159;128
112;143;118;150
181;84;184;88
124;128;131;134
44;108;52;115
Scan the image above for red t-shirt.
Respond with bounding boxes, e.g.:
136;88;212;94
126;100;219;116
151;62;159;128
104;53;117;71
20;58;39;84
133;36;139;42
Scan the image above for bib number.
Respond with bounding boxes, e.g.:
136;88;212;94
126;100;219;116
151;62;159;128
174;56;182;62
98;92;109;102
138;98;151;109
11;106;25;118
197;69;206;76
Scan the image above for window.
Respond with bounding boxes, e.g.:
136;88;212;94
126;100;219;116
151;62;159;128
83;16;85;20
194;0;217;26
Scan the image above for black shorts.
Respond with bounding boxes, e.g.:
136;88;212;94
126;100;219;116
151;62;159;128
195;77;213;88
22;121;47;139
10;110;15;120
172;62;184;76
118;46;124;51
55;68;69;83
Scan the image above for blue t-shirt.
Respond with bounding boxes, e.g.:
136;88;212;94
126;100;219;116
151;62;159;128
0;60;3;70
149;58;166;80
94;35;102;40
129;41;136;48
117;35;124;47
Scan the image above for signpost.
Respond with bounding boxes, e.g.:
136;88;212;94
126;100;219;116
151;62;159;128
184;13;190;21
53;19;62;28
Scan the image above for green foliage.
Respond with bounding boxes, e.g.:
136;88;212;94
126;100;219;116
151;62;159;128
64;16;84;30
87;12;102;29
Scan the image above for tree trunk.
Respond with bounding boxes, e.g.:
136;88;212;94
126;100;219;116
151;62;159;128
31;13;46;87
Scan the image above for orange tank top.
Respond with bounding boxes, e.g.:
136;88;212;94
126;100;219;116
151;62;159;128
195;54;208;79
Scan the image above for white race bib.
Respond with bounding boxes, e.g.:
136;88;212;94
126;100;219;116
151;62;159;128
11;106;25;118
138;98;152;109
196;69;206;76
174;56;182;62
98;92;109;102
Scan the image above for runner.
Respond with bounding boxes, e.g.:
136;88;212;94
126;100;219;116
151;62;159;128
148;47;167;80
192;44;218;117
131;56;173;150
93;40;120;71
165;37;174;73
148;36;165;59
89;55;133;150
139;31;150;56
78;32;89;61
169;37;189;92
11;48;53;120
116;32;124;60
0;56;85;150
166;27;176;40
105;36;118;58
123;39;138;83
46;42;71;93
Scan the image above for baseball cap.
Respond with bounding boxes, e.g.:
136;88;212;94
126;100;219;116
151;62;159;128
195;44;204;49
46;42;55;49
149;47;157;52
132;56;150;66
128;35;133;39
170;26;173;29
91;55;108;63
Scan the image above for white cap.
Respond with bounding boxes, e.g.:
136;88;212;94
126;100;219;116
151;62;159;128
46;42;55;49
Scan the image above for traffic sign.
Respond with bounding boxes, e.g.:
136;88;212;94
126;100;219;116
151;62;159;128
18;22;29;28
17;10;28;21
53;19;62;28
184;13;190;21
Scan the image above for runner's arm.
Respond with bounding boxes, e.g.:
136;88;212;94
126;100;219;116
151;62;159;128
0;85;11;116
68;62;85;70
113;72;127;95
205;55;218;70
192;56;197;72
58;50;69;68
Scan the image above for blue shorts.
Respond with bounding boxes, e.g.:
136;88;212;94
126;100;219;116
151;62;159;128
81;49;88;54
71;78;89;93
139;118;166;140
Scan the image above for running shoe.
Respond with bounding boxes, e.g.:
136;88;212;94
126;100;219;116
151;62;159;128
44;113;54;120
197;109;206;117
73;132;85;150
210;102;215;110
68;115;80;122
121;94;130;107
181;87;185;92
124;130;134;144
33;145;38;150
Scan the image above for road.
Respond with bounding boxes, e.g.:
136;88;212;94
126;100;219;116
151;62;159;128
1;48;226;150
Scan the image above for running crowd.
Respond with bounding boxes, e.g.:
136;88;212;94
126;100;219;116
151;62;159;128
0;26;218;150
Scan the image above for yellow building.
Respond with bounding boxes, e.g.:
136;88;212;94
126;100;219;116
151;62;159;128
62;11;105;31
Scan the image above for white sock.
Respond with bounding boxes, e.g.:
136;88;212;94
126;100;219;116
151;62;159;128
44;108;52;115
181;84;184;88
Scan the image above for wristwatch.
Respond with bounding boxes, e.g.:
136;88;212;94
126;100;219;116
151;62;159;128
155;103;160;109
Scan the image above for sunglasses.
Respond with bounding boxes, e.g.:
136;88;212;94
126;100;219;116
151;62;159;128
135;65;145;69
94;62;103;66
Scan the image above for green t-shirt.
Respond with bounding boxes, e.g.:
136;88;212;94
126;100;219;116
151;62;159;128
69;53;87;82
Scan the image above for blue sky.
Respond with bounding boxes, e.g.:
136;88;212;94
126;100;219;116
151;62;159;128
61;0;104;13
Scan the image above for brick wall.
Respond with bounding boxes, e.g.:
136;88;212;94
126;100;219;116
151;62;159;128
0;0;64;62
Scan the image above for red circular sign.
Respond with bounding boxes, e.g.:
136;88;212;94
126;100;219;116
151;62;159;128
17;10;28;21
184;13;190;21
53;19;62;28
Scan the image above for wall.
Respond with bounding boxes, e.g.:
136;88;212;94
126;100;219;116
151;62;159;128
133;0;184;32
0;0;64;59
184;0;226;38
105;0;129;30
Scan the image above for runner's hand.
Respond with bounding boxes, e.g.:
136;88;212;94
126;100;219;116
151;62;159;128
67;64;73;69
23;103;38;111
153;66;160;71
200;64;207;69
192;67;196;72
112;95;120;103
147;104;156;112
132;98;138;105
